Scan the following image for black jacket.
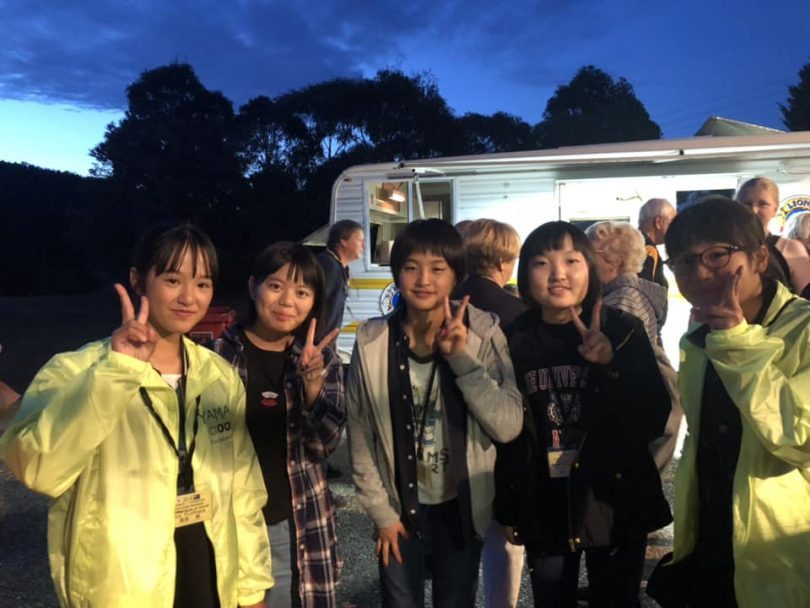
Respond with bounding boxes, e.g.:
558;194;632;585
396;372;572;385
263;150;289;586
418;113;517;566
495;305;672;554
451;274;527;329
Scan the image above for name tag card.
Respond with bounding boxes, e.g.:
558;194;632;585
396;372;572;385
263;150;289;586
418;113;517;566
547;449;578;479
175;487;213;528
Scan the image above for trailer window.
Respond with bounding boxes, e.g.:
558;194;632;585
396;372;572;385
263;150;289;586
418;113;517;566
370;182;409;265
368;180;454;265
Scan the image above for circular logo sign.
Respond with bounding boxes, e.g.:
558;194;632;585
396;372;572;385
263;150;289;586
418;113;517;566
379;282;399;314
778;195;810;225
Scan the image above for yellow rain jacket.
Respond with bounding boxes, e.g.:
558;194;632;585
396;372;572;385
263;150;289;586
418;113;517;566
672;282;810;607
0;337;272;607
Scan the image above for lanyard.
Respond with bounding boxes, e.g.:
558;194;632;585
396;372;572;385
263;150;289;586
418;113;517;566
412;359;438;460
139;350;201;493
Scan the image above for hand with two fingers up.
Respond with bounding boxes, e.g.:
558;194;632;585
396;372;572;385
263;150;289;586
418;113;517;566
298;318;340;406
111;283;160;362
691;266;745;330
570;300;614;365
437;295;470;358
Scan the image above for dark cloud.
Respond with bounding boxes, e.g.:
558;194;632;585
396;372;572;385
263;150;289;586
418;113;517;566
1;0;809;133
0;0;431;109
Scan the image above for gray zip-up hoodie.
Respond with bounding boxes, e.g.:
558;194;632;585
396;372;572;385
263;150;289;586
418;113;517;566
345;303;523;537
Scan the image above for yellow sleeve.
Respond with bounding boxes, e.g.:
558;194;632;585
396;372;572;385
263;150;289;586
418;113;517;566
0;344;149;497
707;320;810;467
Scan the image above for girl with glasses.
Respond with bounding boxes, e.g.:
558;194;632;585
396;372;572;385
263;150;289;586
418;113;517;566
650;196;810;607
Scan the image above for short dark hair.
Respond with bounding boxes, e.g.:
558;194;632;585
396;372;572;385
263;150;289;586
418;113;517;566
665;195;783;282
517;221;602;312
327;220;363;251
246;242;325;335
131;222;218;293
389;219;466;288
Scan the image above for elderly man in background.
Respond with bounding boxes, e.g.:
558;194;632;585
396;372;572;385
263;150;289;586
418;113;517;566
637;198;677;292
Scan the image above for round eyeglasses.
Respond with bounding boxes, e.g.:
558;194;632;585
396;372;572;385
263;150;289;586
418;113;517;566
664;245;743;274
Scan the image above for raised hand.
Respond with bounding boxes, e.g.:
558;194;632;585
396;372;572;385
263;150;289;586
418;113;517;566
437;295;470;357
570;301;613;365
692;266;744;330
298;318;339;405
111;283;159;362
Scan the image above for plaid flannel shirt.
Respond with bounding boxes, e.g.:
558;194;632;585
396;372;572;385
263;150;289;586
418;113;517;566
212;325;345;607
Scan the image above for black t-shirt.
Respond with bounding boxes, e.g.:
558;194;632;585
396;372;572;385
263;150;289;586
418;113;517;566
243;333;292;524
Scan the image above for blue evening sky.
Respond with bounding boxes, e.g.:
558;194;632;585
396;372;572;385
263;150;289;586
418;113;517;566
1;0;808;175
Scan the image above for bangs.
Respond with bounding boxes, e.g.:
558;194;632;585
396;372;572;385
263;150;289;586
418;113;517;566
154;241;212;278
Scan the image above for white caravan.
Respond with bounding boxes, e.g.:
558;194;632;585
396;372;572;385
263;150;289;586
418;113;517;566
310;131;810;362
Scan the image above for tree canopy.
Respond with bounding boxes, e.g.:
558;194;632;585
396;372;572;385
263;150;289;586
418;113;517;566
537;65;661;149
781;62;810;131
4;61;667;295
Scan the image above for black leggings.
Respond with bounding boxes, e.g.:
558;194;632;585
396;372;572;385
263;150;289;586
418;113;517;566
526;535;647;608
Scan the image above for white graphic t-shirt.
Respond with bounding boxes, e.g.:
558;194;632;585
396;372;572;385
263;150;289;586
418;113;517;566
408;355;456;505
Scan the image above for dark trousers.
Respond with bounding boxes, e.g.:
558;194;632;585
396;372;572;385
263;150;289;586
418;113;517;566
379;500;482;608
526;534;647;608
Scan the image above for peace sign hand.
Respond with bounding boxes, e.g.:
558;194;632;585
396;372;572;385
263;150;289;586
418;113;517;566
438;295;470;357
111;283;159;362
692;266;744;330
570;301;613;365
299;318;339;405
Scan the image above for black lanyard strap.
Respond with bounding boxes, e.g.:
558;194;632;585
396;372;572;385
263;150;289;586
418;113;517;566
413;359;438;459
139;386;201;493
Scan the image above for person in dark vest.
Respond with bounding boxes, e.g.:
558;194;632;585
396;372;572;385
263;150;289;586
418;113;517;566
317;220;364;341
637;198;676;293
346;219;523;607
736;177;810;294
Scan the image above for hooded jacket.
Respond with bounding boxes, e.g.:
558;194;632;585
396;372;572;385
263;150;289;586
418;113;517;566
345;302;523;538
672;281;810;607
0;337;272;608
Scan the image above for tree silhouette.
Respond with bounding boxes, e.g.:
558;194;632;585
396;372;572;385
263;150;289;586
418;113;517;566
537;65;661;149
781;63;810;131
458;111;536;153
91;63;244;225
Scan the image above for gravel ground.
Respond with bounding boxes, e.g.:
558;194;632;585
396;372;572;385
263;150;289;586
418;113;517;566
0;438;673;607
0;293;673;606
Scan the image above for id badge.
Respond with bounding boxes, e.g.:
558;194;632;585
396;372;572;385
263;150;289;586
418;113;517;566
547;449;577;479
175;487;213;528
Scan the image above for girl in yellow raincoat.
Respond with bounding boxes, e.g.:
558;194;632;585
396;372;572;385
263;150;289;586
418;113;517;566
656;196;810;608
0;223;272;608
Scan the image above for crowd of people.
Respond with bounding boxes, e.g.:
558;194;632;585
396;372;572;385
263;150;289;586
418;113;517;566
0;177;809;608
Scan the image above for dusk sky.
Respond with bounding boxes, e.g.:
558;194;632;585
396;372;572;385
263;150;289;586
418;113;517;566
2;0;809;175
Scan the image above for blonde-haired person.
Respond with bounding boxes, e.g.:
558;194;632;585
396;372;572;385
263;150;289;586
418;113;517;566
585;221;682;471
585;221;662;342
452;219;527;329
736;177;810;293
451;218;526;608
